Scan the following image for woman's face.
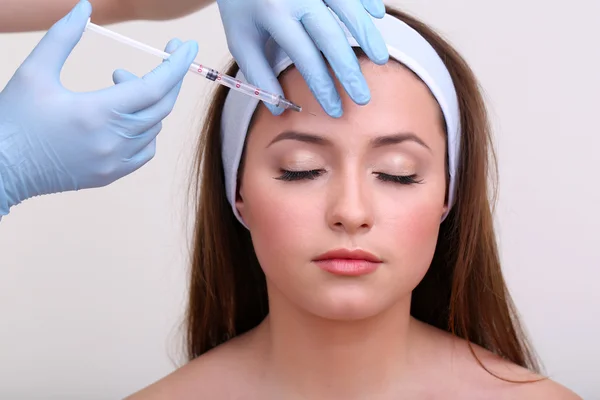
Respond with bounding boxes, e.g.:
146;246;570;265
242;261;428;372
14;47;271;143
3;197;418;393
237;60;448;320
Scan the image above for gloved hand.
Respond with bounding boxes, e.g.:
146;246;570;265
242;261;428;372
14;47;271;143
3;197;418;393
216;0;389;118
0;0;199;216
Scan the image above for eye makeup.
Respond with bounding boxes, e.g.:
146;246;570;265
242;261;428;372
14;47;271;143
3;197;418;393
275;169;325;181
270;139;426;185
374;172;423;185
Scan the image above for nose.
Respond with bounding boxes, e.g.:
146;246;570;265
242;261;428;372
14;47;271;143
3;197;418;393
326;171;374;234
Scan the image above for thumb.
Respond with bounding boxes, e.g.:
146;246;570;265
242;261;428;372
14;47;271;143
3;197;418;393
25;0;93;79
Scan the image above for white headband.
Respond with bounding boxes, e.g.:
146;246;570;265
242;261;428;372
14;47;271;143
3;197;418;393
221;11;460;227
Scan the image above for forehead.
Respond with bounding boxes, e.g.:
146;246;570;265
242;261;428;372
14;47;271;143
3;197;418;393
248;59;445;146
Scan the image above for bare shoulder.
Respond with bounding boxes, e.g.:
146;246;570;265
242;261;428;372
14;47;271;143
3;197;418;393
414;320;581;399
124;330;263;400
455;336;581;399
507;375;582;399
477;357;582;399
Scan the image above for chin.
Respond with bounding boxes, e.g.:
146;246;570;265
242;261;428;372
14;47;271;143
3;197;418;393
302;286;395;321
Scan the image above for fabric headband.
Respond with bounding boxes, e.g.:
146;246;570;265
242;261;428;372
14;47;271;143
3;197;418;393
221;11;460;228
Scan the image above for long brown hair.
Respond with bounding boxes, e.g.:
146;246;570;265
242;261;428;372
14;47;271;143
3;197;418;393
185;6;541;380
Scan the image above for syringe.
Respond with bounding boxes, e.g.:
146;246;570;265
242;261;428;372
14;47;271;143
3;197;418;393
84;21;302;112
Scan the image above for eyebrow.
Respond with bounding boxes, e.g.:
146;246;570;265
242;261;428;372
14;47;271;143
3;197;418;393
267;130;431;152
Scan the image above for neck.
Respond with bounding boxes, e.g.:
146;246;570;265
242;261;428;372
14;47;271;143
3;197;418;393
257;286;421;398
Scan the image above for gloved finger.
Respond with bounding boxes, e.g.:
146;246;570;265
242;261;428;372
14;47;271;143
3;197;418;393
132;78;184;131
112;51;185;134
299;3;371;107
112;37;183;81
112;68;138;85
25;0;93;80
326;0;389;65
122;138;157;176
132;39;196;111
262;17;342;117
132;38;186;126
105;40;198;113
112;67;182;132
112;39;184;85
360;0;386;18
163;37;184;55
104;66;166;148
112;68;171;134
123;122;162;160
227;32;285;116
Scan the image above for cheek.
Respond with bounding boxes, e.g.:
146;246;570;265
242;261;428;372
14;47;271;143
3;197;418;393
385;192;444;235
378;184;445;283
242;171;321;265
392;201;442;255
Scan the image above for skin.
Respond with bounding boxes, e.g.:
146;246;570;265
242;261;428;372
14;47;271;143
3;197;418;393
0;0;214;33
127;61;581;399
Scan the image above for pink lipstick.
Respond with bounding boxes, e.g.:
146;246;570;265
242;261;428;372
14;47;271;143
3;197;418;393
313;249;382;276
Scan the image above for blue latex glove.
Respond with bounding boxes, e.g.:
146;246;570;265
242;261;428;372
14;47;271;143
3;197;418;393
0;0;199;216
216;0;389;117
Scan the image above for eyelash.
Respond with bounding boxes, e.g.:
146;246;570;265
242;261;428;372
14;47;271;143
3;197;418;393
275;169;422;185
376;173;423;185
275;169;324;181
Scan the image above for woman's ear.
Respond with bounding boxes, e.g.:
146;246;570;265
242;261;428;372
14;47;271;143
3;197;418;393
235;185;247;225
440;203;449;222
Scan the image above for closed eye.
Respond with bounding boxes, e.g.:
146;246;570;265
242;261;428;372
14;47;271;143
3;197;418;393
274;170;422;184
275;169;325;181
375;173;423;185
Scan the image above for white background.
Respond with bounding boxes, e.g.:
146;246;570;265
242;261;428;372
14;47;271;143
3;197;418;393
0;0;598;398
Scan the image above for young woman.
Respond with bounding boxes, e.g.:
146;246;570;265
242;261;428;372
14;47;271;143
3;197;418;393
128;6;580;399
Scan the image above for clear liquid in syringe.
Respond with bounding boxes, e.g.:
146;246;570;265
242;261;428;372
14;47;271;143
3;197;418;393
189;63;301;112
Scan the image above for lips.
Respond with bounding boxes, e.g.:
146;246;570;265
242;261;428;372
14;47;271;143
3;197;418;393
313;249;382;263
313;249;382;276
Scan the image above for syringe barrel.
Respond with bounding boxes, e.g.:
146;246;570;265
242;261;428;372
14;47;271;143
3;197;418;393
189;63;279;106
